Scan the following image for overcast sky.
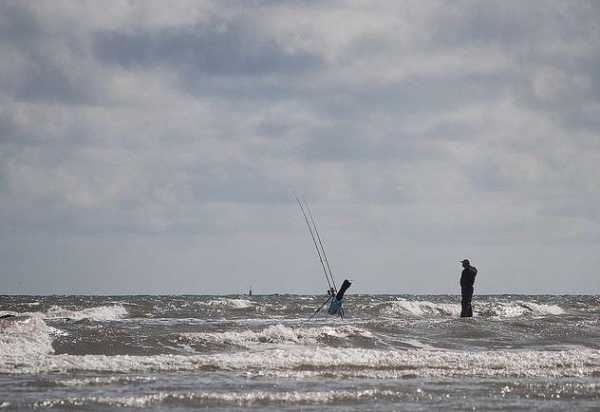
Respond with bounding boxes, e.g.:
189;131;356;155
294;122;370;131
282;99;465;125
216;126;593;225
1;1;599;295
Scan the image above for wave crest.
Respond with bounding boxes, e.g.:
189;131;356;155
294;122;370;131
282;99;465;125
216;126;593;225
2;304;128;322
180;324;374;348
0;316;54;359
32;389;400;408
379;298;564;318
379;299;461;317
45;305;128;321
3;347;599;377
196;299;255;309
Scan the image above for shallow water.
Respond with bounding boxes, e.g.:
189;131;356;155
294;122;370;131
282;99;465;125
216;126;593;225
1;295;599;410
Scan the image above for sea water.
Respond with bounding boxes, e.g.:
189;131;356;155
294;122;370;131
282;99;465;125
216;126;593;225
1;295;599;410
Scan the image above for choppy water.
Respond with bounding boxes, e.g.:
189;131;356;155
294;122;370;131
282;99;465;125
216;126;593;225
1;294;599;410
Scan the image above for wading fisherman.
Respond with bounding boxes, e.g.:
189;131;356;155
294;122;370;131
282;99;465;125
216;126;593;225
459;259;477;317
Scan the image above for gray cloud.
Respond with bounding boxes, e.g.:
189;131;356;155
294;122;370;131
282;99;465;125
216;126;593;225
0;1;43;43
0;2;102;104
1;1;599;293
94;17;322;76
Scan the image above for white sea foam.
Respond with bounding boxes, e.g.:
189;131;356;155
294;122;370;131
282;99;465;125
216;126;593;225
47;326;70;337
380;298;564;318
2;344;599;378
55;376;157;387
477;301;565;318
397;338;439;350
44;304;128;321
0;316;54;359
380;299;461;317
197;299;255;309
1;304;128;322
0;306;126;367
32;389;402;408
181;324;374;347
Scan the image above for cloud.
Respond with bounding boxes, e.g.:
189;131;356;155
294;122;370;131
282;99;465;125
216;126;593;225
0;2;105;104
1;1;599;293
94;16;322;76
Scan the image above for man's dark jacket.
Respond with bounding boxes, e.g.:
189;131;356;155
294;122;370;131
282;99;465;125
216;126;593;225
460;266;478;288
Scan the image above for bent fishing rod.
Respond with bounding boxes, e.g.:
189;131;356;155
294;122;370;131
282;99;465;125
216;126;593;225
296;196;349;321
305;201;337;292
295;196;336;293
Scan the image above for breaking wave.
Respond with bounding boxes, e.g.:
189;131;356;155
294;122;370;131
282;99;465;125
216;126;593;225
2;342;599;378
1;304;128;322
379;298;564;318
196;298;255;309
44;304;128;321
180;324;375;348
477;301;564;317
31;389;404;408
0;316;54;359
380;299;461;317
53;376;157;387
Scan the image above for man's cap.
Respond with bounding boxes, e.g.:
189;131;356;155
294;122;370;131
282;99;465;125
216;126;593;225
460;259;470;264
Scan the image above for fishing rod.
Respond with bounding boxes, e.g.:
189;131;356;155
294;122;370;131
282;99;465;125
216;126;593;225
307;295;333;321
305;201;337;292
295;196;334;291
295;195;352;321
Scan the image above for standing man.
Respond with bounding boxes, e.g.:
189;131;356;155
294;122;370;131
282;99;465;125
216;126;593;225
459;259;478;317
